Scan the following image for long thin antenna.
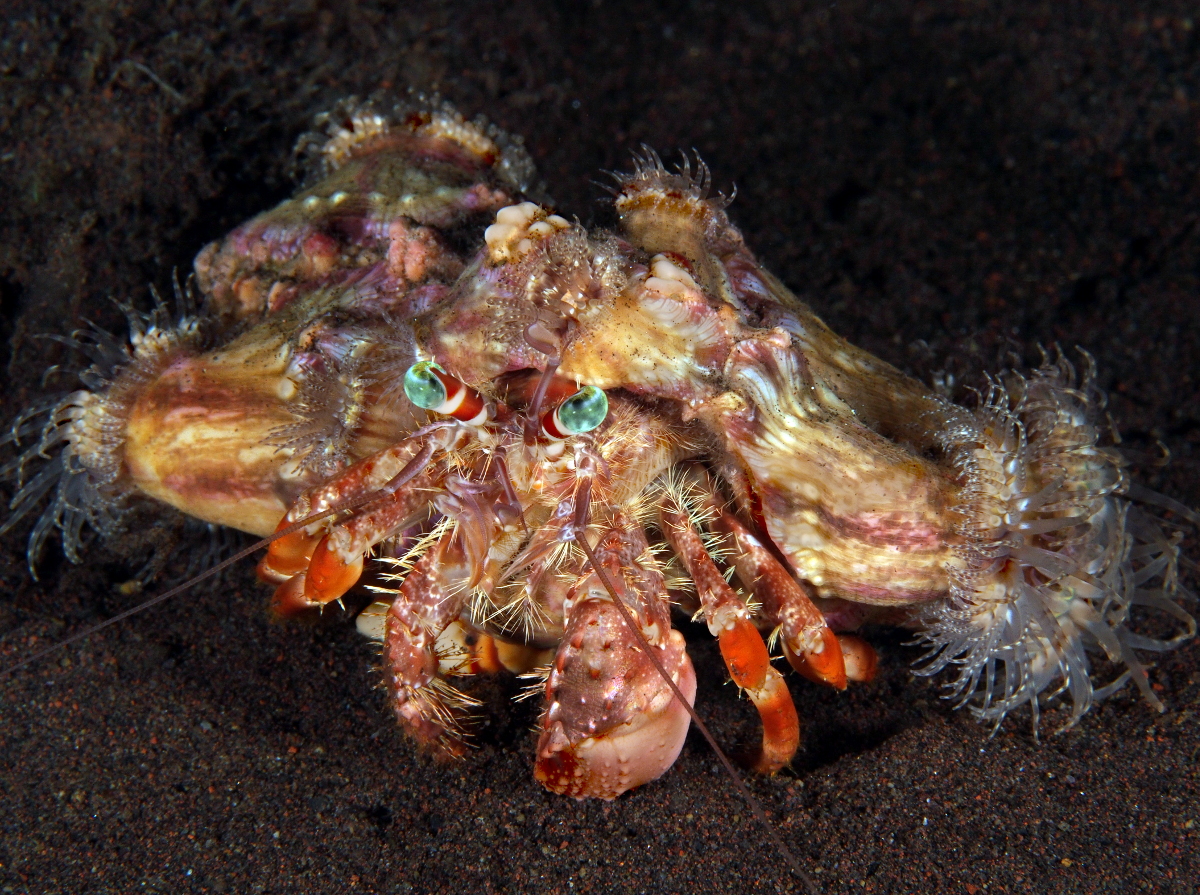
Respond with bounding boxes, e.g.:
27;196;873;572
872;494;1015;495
0;464;427;680
5;436;815;893
2;531;284;678
2;434;443;677
575;529;817;895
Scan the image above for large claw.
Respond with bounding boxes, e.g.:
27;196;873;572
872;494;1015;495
535;600;696;800
260;523;366;617
535;516;696;799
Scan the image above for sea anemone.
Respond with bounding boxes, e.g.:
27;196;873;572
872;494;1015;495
1;294;201;573
916;350;1196;732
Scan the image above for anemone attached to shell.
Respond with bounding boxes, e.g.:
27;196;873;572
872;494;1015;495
916;351;1196;732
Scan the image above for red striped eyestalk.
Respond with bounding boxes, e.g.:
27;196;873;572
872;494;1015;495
403;361;490;424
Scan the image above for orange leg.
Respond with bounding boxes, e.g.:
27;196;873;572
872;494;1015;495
716;615;803;774
717;509;848;690
661;505;800;774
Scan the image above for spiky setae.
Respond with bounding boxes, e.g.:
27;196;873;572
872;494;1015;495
8;93;1197;813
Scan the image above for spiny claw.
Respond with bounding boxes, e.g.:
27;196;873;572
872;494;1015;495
267;531;364;616
535;605;696;800
381;535;477;755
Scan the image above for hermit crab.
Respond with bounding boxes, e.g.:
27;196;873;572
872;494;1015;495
3;95;1194;801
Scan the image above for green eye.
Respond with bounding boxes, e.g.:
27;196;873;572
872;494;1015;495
403;362;447;410
556;386;609;434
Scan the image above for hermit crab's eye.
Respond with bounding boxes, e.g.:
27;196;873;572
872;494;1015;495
402;361;490;425
403;361;447;410
558;386;609;433
541;385;609;440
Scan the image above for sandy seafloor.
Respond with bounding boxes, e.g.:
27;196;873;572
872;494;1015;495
2;2;1199;893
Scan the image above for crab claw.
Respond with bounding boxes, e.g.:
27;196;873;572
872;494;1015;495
305;533;366;602
535;601;696;800
260;433;451;616
266;531;365;617
257;517;323;584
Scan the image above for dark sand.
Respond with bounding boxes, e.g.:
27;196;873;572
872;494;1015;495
2;2;1199;893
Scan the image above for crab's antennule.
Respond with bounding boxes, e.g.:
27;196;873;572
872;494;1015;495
0;486;397;679
573;526;817;895
523;359;561;445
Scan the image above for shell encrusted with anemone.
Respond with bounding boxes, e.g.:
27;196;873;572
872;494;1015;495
2;94;1195;798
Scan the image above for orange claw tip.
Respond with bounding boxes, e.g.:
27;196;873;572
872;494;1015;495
717;616;772;691
271;572;320;617
256;554;289;585
838;634;879;683
303;534;365;604
784;626;849;691
261;520;322;580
